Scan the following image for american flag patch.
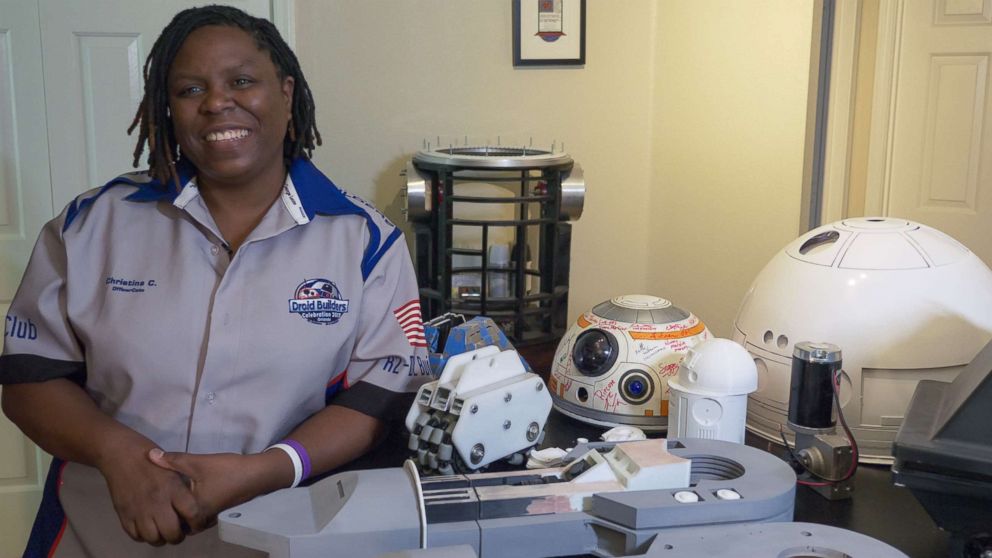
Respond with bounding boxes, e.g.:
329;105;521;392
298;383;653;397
394;300;427;348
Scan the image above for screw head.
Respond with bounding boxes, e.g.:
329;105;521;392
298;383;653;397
470;443;485;464
536;383;544;391
526;422;540;442
503;420;512;430
470;404;479;414
504;392;512;403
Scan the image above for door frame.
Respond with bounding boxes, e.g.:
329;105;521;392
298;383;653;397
821;0;903;222
862;0;902;216
819;0;863;223
271;0;296;48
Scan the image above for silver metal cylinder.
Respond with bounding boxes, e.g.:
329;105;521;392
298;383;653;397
412;146;572;169
560;163;585;221
404;161;432;222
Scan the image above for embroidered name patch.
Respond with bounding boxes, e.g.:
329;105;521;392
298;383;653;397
106;276;157;293
289;279;349;325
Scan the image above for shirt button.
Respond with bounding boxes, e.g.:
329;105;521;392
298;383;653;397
210;246;220;256
206;392;217;405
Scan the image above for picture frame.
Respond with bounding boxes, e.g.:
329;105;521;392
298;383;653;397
513;0;586;66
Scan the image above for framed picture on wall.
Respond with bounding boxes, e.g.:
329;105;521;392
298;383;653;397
513;0;586;66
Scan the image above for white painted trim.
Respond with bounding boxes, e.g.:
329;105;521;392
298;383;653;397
864;0;903;216
821;0;862;224
800;0;825;233
271;0;296;49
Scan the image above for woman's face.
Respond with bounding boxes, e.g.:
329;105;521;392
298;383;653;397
167;25;294;189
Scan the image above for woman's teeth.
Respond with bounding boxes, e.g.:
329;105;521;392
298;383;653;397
206;129;250;142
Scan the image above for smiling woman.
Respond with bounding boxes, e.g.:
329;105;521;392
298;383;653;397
166;26;293;194
127;8;321;253
129;7;320;188
0;6;430;558
164;24;298;251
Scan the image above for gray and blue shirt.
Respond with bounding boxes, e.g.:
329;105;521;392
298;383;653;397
1;157;431;557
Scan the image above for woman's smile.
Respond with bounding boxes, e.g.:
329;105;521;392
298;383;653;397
205;128;252;142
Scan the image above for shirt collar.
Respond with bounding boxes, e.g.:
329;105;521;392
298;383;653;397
123;157;361;222
285;157;363;220
121;158;197;203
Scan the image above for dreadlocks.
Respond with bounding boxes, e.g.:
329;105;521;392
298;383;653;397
128;5;321;188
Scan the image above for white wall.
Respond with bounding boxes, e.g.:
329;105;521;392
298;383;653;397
649;0;814;337
296;0;814;333
296;0;656;318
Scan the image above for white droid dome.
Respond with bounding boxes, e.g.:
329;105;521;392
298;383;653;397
671;339;758;397
668;338;758;444
734;217;992;463
550;294;711;431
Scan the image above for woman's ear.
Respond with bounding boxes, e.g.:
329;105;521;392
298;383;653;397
282;76;295;113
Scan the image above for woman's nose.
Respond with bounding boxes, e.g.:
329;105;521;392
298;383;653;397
201;87;234;113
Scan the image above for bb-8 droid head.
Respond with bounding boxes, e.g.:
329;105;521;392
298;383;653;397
549;294;711;431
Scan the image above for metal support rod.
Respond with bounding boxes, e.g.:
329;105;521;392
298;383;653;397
516;169;529;341
480;225;489;316
439;170;452;315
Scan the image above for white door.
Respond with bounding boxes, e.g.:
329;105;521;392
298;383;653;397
866;0;992;264
1;2;278;555
41;0;273;211
0;2;56;554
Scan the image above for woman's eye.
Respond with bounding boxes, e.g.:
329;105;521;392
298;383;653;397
177;85;203;97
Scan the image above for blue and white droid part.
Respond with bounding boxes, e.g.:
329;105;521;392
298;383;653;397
423;315;531;376
734;217;992;463
667;338;758;444
550;294;711;431
405;347;551;474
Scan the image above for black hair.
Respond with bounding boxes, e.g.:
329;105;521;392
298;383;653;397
128;4;321;187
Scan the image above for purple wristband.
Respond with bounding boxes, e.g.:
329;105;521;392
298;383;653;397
282;439;312;480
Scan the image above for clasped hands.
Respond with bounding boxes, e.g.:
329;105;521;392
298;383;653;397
100;446;285;546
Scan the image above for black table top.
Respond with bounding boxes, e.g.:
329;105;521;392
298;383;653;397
512;339;951;557
542;409;950;558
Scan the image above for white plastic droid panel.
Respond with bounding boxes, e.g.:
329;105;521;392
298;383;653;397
668;338;758;444
550;294;711;431
405;347;552;474
735;217;992;463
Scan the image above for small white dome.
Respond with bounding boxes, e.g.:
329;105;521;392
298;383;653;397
611;294;672;310
670;339;757;396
